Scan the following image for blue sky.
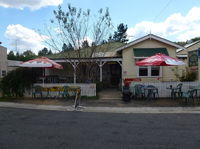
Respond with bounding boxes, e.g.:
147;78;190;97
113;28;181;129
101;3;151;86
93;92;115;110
0;0;200;53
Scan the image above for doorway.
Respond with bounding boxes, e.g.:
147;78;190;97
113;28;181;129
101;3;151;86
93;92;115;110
102;62;121;88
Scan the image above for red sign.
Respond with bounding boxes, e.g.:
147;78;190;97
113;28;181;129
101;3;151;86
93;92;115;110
124;78;141;86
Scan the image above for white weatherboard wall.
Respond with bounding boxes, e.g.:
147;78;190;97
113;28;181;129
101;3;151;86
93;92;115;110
130;81;200;98
32;83;96;97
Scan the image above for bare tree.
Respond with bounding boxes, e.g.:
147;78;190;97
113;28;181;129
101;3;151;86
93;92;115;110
43;4;113;83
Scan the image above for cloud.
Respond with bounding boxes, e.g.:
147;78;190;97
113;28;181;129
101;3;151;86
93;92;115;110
127;7;200;41
0;0;63;10
5;24;48;53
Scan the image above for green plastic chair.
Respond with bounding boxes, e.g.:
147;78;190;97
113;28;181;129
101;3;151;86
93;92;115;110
134;84;145;99
182;89;197;104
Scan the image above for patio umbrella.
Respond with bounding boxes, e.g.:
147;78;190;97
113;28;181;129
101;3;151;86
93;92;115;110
19;56;63;69
136;53;185;66
19;57;63;85
136;53;185;82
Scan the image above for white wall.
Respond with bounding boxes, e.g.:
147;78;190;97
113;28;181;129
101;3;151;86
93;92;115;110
0;45;7;78
129;81;200;98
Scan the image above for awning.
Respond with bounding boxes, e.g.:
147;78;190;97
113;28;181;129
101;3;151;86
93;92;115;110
133;48;169;57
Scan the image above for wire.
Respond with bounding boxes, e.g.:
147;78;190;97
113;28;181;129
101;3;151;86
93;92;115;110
153;0;173;22
148;0;173;34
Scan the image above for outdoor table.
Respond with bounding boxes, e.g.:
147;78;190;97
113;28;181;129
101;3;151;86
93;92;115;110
166;86;179;99
144;87;158;100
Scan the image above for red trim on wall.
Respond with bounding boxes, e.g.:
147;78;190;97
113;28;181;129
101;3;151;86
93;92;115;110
124;78;141;86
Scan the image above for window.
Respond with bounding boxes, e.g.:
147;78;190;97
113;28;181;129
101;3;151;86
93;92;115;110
2;70;6;77
138;66;160;77
135;58;160;77
139;67;148;76
139;66;160;77
151;66;160;76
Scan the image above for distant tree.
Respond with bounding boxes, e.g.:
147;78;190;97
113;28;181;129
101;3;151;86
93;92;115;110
176;41;187;46
191;37;200;42
7;51;16;60
48;49;53;55
62;43;68;52
176;36;200;46
21;50;36;61
38;47;49;56
108;35;113;42
15;52;20;60
7;50;36;61
100;40;108;45
62;43;74;52
81;40;90;48
112;23;128;42
23;50;35;57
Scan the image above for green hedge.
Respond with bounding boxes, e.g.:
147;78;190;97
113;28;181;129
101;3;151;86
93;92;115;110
0;68;38;97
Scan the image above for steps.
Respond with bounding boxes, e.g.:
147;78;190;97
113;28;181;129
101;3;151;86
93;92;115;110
98;88;122;100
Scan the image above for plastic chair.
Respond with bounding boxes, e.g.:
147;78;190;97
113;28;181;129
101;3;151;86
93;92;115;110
32;85;43;99
182;89;197;104
173;83;183;99
134;84;145;99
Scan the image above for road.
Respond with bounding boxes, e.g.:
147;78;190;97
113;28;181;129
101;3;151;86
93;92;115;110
0;107;200;149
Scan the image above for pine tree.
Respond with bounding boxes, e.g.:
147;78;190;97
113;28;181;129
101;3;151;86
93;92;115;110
112;23;128;42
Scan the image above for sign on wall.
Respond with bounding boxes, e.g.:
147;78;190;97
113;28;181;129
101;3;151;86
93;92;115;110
198;48;200;57
188;50;198;67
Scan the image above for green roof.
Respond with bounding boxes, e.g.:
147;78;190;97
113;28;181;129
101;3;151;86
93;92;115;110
48;42;126;59
133;48;169;57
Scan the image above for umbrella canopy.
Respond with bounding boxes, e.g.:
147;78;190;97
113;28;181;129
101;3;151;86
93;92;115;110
19;57;63;69
136;53;185;66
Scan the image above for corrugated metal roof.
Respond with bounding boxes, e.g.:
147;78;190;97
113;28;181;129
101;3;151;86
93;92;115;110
48;42;126;59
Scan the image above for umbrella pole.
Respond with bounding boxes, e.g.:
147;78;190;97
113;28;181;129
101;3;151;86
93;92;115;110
161;67;163;82
42;68;45;87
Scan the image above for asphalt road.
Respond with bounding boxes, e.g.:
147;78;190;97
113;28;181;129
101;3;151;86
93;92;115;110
0;108;200;149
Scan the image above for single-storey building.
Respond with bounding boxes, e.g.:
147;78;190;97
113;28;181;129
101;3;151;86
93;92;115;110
45;34;185;87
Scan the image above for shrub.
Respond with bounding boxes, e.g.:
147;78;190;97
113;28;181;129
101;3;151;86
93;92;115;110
171;66;197;81
179;67;197;81
0;68;38;97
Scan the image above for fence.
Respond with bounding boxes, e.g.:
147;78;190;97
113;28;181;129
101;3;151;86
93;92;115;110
130;81;200;98
25;83;96;97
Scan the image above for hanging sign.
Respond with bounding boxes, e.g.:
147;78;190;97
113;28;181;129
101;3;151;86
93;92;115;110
198;48;200;57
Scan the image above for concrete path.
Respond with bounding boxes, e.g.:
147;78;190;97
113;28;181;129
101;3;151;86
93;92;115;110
98;88;122;99
1;102;200;113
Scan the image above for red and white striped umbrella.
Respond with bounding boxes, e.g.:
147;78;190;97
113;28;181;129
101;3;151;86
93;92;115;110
136;53;185;66
19;57;63;69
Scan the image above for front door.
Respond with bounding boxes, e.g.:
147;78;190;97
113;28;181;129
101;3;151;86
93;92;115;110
110;63;121;87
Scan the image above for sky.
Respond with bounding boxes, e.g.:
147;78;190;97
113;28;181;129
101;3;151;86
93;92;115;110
1;0;200;54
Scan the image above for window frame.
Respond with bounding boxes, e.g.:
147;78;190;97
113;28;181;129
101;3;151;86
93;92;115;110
1;70;7;77
135;57;162;77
